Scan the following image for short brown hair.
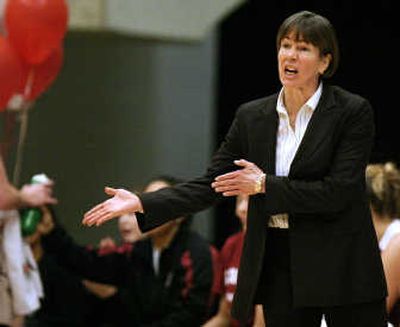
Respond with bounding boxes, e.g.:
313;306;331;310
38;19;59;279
276;10;339;79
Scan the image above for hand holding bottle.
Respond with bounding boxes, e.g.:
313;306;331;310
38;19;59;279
20;174;57;237
19;174;57;207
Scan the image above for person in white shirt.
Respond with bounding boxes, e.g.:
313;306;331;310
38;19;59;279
0;156;56;327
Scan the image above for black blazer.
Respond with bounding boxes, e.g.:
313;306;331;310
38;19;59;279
139;84;387;322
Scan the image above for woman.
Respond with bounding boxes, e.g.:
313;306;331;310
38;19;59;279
381;234;400;327
83;11;387;326
366;162;400;252
366;162;400;326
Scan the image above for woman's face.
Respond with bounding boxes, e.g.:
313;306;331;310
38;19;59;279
118;213;140;243
142;179;179;238
278;31;330;92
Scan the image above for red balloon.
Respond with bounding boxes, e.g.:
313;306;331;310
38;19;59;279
4;0;68;65
0;35;23;111
20;45;63;101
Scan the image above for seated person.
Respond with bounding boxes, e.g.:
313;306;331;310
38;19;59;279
366;162;400;327
81;208;144;327
41;175;215;326
204;195;265;327
366;162;400;251
1;157;56;327
381;235;400;327
23;205;93;327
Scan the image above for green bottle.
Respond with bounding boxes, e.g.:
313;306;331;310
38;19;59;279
20;174;49;237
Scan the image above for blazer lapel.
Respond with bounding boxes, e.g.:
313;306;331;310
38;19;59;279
258;96;279;175
290;85;336;174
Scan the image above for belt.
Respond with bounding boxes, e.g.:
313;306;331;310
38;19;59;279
268;213;289;229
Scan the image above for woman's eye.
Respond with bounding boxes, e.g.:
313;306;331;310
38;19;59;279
298;46;309;51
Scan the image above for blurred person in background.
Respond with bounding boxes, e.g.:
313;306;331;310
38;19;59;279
0;157;55;211
366;162;400;327
381;234;400;327
40;175;215;326
366;162;400;252
23;205;92;327
1;157;56;327
204;194;264;327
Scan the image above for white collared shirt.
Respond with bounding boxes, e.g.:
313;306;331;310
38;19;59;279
268;83;323;228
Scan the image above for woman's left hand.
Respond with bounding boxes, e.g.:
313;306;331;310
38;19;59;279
212;159;265;196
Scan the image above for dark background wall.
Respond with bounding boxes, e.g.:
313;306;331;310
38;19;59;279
1;32;216;246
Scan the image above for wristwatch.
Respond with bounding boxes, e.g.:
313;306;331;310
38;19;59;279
254;173;266;193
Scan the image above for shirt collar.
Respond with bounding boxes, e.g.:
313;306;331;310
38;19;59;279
277;82;323;114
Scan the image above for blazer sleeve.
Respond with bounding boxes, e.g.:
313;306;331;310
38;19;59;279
262;97;375;215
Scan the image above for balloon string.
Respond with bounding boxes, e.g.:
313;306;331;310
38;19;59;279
11;68;35;186
24;68;35;100
13;102;31;186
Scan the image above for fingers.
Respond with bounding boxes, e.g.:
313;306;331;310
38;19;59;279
212;159;262;196
95;214;114;227
83;187;117;226
212;166;240;196
82;203;107;226
214;159;258;182
43;179;54;187
37;184;58;204
212;181;238;194
220;190;241;197
234;159;253;168
104;187;117;196
212;175;240;196
214;170;239;182
83;203;103;220
212;182;240;196
47;196;58;205
83;205;115;227
42;179;58;204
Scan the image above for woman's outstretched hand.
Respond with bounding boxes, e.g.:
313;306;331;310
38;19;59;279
82;187;143;227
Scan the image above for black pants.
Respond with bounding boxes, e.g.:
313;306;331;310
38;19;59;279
262;300;387;327
258;228;387;327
